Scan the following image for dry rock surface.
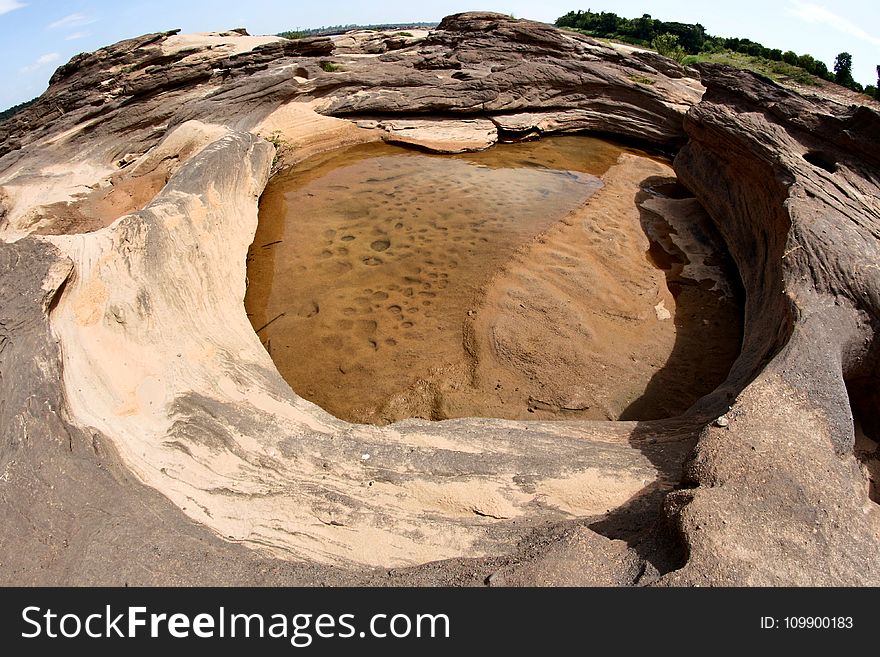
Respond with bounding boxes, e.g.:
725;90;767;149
0;12;877;585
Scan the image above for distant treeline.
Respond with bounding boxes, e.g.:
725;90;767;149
0;97;37;123
556;10;877;97
278;22;436;39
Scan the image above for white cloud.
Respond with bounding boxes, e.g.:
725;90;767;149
47;12;96;30
0;1;26;17
787;1;880;47
20;52;60;73
64;31;90;41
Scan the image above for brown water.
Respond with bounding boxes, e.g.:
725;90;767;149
245;136;742;424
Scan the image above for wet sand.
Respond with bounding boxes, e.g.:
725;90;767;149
245;136;743;424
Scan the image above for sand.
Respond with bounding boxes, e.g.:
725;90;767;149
246;137;743;425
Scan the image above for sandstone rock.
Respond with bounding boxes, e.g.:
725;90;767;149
353;116;498;152
317;13;702;146
486;527;645;587
331;29;427;54
661;63;880;585
0;12;877;585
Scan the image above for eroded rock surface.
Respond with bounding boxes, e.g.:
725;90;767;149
0;12;877;585
664;65;880;584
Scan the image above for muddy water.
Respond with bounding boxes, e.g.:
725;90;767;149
245;136;742;424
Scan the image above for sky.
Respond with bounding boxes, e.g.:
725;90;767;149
0;1;878;111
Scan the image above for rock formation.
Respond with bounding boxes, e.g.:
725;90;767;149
0;12;877;585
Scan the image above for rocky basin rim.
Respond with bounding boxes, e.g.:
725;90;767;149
0;12;878;585
245;135;743;426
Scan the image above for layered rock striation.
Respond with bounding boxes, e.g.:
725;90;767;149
0;13;877;585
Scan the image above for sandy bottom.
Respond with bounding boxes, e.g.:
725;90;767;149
245;136;743;424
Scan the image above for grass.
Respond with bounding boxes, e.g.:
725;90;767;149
682;50;820;86
627;73;655;86
560;27;649;49
319;61;342;73
266;131;290;172
560;28;822;89
394;31;413;37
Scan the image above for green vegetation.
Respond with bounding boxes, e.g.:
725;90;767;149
266;131;290;172
627;73;655;86
0;97;37;123
682;51;819;86
277;22;435;39
651;34;686;65
557;10;711;52
319;61;342;73
557;9;876;99
834;52;855;88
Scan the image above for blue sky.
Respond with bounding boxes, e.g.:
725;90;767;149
1;1;878;110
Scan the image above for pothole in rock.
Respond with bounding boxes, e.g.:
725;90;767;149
847;377;880;504
803;150;838;174
245;135;744;424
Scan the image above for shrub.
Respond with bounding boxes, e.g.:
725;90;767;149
266;131;289;171
797;54;816;74
791;70;819;86
651;33;686;64
628;73;655;85
319;61;342;73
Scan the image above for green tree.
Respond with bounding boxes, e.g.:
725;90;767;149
652;33;687;64
782;50;798;65
598;12;618;34
797;54;816;74
0;97;37;123
634;14;655;41
813;60;829;79
865;85;877;98
876;65;880;98
834;52;854;87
